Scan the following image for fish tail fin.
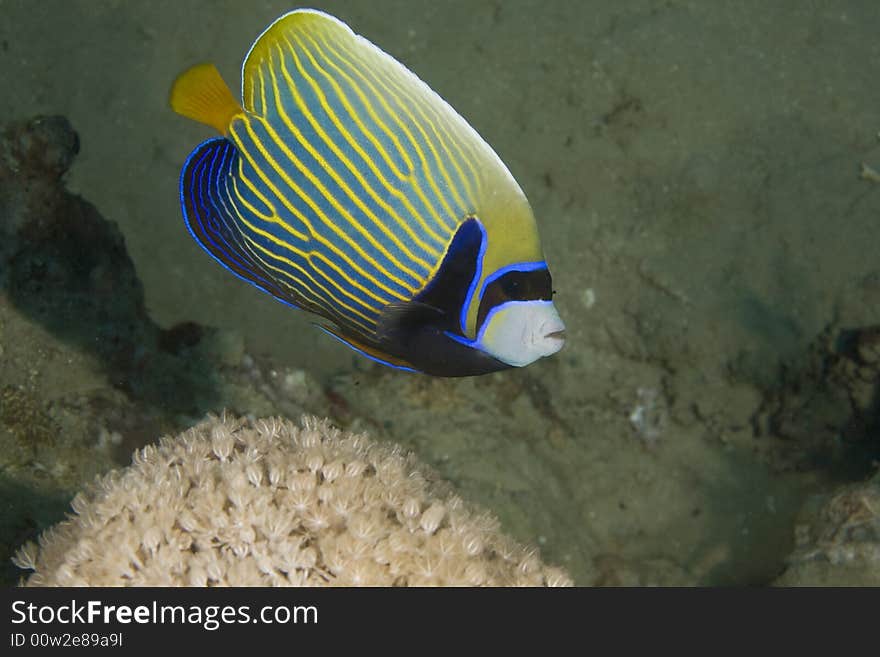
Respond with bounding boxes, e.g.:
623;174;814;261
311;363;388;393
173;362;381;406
170;63;242;135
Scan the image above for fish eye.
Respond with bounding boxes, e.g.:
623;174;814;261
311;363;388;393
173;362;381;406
501;276;521;298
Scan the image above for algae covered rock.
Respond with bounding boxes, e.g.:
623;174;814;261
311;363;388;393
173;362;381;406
775;472;880;586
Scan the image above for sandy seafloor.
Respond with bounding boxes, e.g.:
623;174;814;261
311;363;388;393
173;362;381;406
1;0;879;585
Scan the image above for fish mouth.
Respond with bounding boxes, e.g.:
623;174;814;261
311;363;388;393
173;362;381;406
532;315;566;357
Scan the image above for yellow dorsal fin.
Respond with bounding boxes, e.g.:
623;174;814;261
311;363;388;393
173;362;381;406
169;63;242;135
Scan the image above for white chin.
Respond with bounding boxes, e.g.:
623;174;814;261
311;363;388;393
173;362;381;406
480;301;566;367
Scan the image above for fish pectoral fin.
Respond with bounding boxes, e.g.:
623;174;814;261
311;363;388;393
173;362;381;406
375;301;445;342
170;63;242;135
314;324;419;373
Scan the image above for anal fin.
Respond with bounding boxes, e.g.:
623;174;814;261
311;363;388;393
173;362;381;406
315;324;418;373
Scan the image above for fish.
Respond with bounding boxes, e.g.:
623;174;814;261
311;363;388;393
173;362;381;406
170;8;565;376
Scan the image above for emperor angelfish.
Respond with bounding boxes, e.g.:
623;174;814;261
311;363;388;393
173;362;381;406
170;9;565;376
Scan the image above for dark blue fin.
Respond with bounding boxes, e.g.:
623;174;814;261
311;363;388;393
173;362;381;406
375;301;444;343
375;217;485;341
179;137;303;310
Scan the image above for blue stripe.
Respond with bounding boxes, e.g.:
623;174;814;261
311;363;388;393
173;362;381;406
289;36;457;233
459;219;488;334
300;33;472;228
477;261;548;300
207;128;393;330
235;118;414;306
273;46;442;265
325;32;481;221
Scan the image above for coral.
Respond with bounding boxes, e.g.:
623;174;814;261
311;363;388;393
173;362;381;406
14;414;571;586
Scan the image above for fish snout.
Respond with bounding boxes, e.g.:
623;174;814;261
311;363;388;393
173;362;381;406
530;310;566;357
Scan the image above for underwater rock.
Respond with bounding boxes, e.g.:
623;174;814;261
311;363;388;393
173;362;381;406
0;117;145;328
1;117;153;384
775;472;880;586
0;115;79;181
0;115;344;421
750;324;880;477
0;115;232;414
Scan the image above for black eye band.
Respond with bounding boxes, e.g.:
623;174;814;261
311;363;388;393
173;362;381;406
476;267;553;331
